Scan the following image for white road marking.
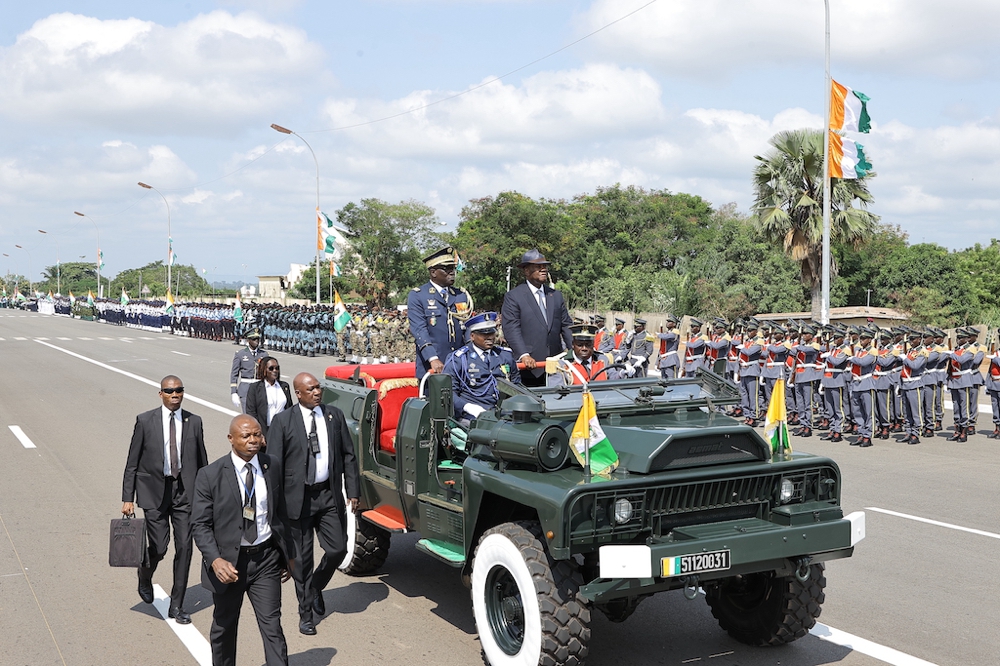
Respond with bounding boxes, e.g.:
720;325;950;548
811;622;938;666
140;337;155;340
14;337;27;340
36;337;49;340
33;340;239;417
7;425;37;449
57;337;71;340
171;350;190;356
867;507;1000;540
99;337;114;340
119;338;133;343
151;584;212;666
0;338;5;341
78;337;92;340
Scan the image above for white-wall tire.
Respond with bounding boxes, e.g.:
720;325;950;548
471;521;589;666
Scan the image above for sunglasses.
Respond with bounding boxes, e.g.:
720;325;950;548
161;387;185;394
434;266;457;273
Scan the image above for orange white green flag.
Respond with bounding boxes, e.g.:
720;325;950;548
764;378;791;454
333;290;352;332
830;80;871;134
829;132;872;180
569;391;618;476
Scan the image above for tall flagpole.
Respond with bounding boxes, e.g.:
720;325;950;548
820;0;832;325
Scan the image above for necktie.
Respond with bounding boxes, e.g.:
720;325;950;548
536;289;548;323
307;411;318;485
168;411;179;479
243;463;257;543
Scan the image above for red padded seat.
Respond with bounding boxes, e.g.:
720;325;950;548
326;362;416;382
374;378;419;454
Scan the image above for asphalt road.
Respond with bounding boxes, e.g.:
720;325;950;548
1;311;997;666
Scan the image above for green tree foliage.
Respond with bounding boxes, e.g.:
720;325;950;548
35;262;100;295
291;199;438;307
113;262;211;298
872;243;975;326
753;129;879;318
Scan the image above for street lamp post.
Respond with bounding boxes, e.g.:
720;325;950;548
37;230;59;294
137;182;172;297
74;211;102;298
271;123;321;305
14;244;33;295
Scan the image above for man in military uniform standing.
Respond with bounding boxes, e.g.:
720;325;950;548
848;328;877;447
407;247;472;379
683;318;708;377
230;328;267;411
790;324;823;437
655;315;681;379
443;312;520;427
819;327;850;442
624;319;655;377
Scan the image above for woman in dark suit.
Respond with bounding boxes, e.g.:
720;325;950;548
245;356;293;446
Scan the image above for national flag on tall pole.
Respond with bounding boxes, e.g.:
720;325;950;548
453;249;466;272
120;288;129;306
233;291;243;323
764;378;791;455
333;290;352;332
319;210;339;259
165;291;175;315
830;80;871;134
569;391;619;476
98;249;105;271
828;133;872;180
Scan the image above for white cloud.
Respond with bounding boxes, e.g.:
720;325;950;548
0;11;324;135
579;0;1000;80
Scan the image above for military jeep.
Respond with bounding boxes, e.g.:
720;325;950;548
323;362;865;666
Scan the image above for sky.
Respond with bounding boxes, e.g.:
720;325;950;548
1;0;999;286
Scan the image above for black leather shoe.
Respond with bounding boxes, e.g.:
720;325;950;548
908;436;920;445
859;437;873;447
799;428;812;438
829;433;843;443
168;607;191;624
138;574;154;605
313;592;326;617
299;619;317;635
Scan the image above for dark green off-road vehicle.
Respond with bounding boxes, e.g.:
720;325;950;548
324;363;865;666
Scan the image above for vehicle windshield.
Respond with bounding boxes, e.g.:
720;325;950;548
497;372;737;419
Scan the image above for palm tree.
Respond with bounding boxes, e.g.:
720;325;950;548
752;128;879;319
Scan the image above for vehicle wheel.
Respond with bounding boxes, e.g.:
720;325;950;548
471;521;590;666
705;563;826;646
338;497;390;576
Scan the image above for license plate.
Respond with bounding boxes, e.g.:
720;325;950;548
661;549;730;577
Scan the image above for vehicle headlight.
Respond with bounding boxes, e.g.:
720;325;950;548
614;498;634;524
779;478;795;504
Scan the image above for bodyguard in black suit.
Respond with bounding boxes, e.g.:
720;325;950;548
192;415;290;666
121;375;208;623
500;249;574;386
267;372;361;635
244;356;293;441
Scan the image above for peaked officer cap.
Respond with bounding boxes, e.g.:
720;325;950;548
570;323;599;340
423;246;457;268
466;311;499;334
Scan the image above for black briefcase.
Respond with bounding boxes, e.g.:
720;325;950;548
109;516;147;567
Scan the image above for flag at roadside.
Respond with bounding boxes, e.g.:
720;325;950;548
165;291;175;315
87;290;95;307
69;291;75;305
333;290;352;332
120;288;129;306
47;290;54;301
830;80;871;134
16;291;27;302
569;392;619;476
764;378;791;454
453;249;466;272
829;133;872;180
233;291;243;323
319;210;340;259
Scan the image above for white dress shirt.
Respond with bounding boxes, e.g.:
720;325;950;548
231;452;271;546
299;404;330;484
160;405;183;477
264;379;287;425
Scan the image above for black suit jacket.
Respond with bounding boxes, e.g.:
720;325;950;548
122;408;208;509
244;379;293;439
191;452;287;593
267;404;360;521
501;282;574;378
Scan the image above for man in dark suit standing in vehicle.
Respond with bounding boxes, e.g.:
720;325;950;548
501;249;573;386
267;372;361;636
121;375;208;624
193;414;289;666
